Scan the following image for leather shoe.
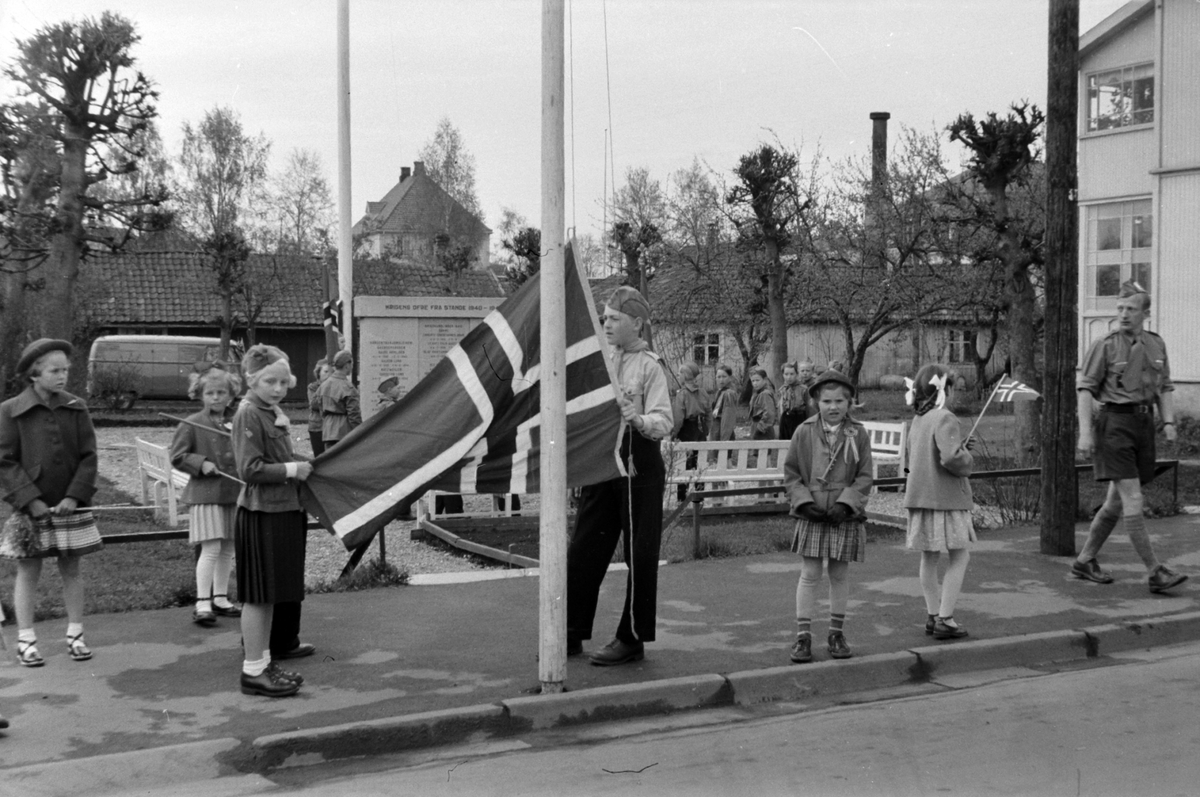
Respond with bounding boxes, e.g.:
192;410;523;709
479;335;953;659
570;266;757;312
275;642;316;660
213;603;242;618
240;670;300;697
933;617;969;640
589;638;644;666
1148;565;1188;594
827;631;853;659
267;661;304;685
789;633;813;664
1071;558;1114;584
192;609;217;627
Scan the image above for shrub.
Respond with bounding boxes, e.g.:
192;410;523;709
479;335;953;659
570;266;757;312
89;361;143;410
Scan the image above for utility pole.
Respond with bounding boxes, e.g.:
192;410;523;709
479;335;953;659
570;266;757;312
1040;0;1079;555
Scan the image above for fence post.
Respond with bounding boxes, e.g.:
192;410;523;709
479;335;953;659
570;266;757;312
691;493;703;559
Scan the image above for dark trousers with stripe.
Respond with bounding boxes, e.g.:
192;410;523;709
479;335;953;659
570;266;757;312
568;432;665;644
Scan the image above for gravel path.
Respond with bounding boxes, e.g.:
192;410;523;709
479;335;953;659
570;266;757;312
94;426;494;584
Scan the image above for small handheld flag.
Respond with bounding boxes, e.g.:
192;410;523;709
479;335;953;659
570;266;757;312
965;374;1041;443
993;376;1040;402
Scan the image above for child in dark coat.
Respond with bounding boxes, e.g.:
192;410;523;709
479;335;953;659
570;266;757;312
0;339;101;667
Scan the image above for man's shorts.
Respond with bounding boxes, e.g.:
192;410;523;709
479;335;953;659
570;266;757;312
1093;409;1156;484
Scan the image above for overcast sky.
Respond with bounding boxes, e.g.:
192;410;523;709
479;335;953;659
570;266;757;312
1;0;1129;243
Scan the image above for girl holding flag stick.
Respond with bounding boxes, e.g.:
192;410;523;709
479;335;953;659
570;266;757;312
903;366;977;640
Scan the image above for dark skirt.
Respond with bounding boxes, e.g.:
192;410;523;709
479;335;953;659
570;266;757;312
234;508;307;605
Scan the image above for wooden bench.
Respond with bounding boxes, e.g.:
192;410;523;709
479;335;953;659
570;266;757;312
664;420;907;506
135;438;190;527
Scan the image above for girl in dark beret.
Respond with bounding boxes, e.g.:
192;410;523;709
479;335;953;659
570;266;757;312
0;339;101;668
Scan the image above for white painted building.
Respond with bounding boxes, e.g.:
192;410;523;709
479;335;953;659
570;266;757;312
1079;0;1200;415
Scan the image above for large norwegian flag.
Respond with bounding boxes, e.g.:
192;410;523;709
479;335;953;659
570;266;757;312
300;244;625;550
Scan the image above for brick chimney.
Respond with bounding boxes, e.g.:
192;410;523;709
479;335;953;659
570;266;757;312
400;166;411;182
413;161;426;176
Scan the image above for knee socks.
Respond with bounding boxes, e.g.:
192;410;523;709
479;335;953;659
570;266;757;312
1123;514;1159;571
1078;507;1120;562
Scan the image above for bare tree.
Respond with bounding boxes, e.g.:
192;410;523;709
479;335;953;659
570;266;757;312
610;166;667;298
0;12;170;359
418;116;482;219
794;127;965;386
267;148;334;256
175;105;271;358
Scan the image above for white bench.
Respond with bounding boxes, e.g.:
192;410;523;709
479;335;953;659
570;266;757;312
135;438;190;526
664;420;907;505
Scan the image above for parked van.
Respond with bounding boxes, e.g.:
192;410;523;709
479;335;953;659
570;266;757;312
88;335;239;405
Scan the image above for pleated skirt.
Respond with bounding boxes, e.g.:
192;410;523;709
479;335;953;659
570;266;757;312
905;508;976;552
234;508;307;605
188;503;236;544
791;519;866;563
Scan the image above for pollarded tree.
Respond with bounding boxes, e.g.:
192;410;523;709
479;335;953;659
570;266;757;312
948;103;1046;455
0;12;171;349
725;142;813;387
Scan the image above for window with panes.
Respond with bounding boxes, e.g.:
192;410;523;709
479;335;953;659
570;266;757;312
1084;199;1152;311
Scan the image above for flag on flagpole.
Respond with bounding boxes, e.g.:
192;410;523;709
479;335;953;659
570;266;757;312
300;243;626;550
993;376;1040;402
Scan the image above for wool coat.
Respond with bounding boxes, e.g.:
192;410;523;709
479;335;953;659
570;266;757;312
903;408;973;510
170;408;241;506
0;387;97;511
783;415;874;518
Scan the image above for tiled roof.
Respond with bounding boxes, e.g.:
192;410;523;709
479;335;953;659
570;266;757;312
84;251;506;327
352;165;490;239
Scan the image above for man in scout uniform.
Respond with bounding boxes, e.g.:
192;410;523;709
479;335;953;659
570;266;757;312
1072;280;1187;593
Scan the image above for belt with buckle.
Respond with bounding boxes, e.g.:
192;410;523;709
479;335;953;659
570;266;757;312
1102;403;1151;414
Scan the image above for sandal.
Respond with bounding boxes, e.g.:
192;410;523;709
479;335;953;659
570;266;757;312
17;639;44;668
66;632;92;662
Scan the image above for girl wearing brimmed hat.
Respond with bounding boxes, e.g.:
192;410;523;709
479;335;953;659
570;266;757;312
782;369;874;664
231;345;312;697
0;339;101;667
903;364;975;640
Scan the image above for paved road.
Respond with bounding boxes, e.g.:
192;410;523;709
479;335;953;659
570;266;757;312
268;641;1200;797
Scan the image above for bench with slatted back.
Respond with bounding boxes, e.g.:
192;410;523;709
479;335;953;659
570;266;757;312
134;438;190;527
664;420;907;506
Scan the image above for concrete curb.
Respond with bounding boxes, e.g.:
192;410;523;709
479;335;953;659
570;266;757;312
231;611;1200;773
728;651;918;705
248;703;507;772
1;738;248;797
502;673;731;730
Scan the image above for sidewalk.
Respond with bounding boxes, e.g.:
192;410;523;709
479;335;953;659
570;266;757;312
1;513;1198;784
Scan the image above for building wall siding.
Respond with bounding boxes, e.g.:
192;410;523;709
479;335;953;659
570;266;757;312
1161;0;1200;168
1078;130;1156;200
1155;174;1200;383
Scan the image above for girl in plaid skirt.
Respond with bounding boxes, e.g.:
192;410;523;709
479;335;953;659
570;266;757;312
0;339;102;668
782;370;874;664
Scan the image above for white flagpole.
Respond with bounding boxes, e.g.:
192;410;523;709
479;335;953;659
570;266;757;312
965;375;1006;444
539;0;567;694
336;0;354;358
